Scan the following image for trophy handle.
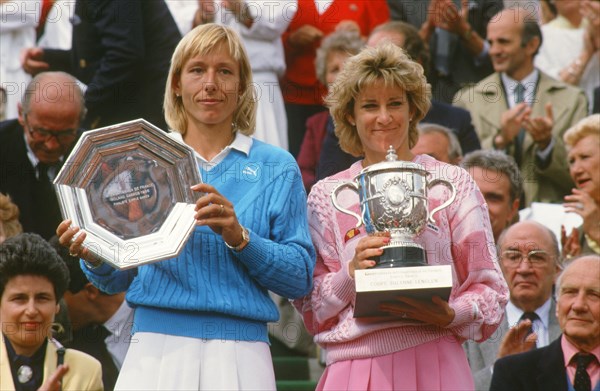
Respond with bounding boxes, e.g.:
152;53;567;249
331;182;363;229
427;179;457;225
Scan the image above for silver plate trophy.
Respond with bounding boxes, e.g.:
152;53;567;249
54;119;201;270
332;146;456;317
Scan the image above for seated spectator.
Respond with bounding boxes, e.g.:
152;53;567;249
411;123;462;164
454;7;587;206
461;149;522;242
0;193;22;244
490;254;600;391
0;233;103;390
562;114;600;257
50;237;133;391
464;220;563;391
296;30;364;191
0;72;84;240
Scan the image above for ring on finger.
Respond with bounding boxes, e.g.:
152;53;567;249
576;202;584;210
69;251;78;257
219;204;225;216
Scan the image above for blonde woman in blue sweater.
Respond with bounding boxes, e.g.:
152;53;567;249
57;24;315;390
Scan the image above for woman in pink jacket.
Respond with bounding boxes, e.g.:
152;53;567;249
295;43;509;390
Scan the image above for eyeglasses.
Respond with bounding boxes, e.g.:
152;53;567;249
24;115;77;143
500;250;551;268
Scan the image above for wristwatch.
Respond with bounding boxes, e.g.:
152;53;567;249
225;225;250;252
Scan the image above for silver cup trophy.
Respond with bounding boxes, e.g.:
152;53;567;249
332;146;456;269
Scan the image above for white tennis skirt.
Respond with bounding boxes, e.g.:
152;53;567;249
115;332;276;390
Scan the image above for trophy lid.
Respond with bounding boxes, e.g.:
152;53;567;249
359;145;427;175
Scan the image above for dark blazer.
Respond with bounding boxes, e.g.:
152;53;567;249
43;0;181;130
387;0;503;102
593;86;600;114
314;99;481;183
0;120;67;239
490;337;568;391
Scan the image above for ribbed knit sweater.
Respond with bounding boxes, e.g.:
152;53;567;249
294;155;509;365
82;139;316;343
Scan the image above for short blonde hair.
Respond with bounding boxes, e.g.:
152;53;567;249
164;24;256;136
325;43;431;157
563;114;600;148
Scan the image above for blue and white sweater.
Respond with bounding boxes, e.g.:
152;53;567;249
82;137;315;343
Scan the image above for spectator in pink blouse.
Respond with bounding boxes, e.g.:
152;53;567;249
294;43;508;390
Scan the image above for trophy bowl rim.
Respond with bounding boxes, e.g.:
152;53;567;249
53;118;201;270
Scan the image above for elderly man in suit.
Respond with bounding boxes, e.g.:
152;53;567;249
0;71;84;239
454;7;587;207
464;220;563;390
490;254;600;391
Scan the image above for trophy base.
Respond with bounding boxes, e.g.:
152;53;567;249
354;265;453;318
373;246;427;268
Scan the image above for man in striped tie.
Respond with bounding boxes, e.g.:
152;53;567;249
490;254;600;391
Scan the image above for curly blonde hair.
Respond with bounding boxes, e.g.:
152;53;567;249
325;43;431;157
164;24;256;136
0;193;22;241
563;114;600;148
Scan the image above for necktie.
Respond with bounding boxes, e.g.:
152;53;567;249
514;83;526;105
37;162;50;183
513;83;526;165
574;353;593;391
519;311;539;345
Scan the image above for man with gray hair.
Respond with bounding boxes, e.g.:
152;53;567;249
412;123;463;164
461;149;522;242
490;254;600;391
464;220;563;390
0;71;85;239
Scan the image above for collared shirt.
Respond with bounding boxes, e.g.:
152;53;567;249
561;334;600;390
167;131;253;172
506;298;552;347
23;133;62;181
501;69;539;108
500;69;555;159
103;300;134;369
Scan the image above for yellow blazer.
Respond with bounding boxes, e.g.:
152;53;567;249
0;334;103;391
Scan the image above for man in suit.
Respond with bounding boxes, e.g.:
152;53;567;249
454;7;587;206
461;149;522;242
490;254;600;391
464;220;563;390
0;71;84;239
22;0;181;130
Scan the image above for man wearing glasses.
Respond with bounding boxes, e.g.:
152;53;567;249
464;220;563;390
0;71;85;240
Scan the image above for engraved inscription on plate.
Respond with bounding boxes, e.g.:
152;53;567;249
89;154;167;240
54;119;201;270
